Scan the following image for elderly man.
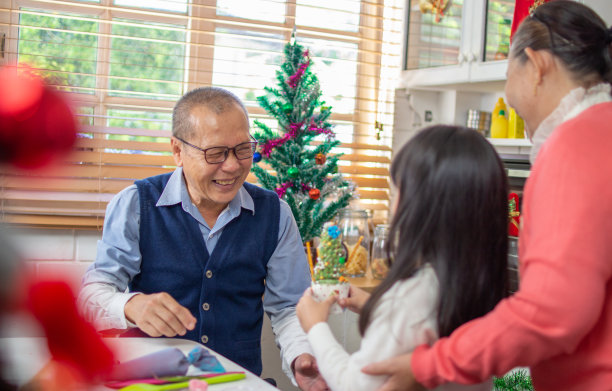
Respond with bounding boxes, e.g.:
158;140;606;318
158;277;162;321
78;87;327;390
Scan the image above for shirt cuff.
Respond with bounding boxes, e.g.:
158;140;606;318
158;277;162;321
109;292;141;329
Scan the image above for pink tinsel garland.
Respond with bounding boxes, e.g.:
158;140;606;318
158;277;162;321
275;181;293;198
262;119;335;157
287;57;310;89
262;122;302;157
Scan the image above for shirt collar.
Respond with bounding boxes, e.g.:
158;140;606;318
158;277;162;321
156;167;255;216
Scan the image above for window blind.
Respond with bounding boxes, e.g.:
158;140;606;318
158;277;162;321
0;0;404;229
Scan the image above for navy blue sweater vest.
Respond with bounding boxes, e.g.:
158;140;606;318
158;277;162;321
131;173;280;375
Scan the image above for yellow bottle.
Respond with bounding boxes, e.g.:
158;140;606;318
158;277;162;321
508;108;525;138
490;98;508;138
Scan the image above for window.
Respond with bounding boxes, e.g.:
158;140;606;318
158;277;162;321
0;0;403;228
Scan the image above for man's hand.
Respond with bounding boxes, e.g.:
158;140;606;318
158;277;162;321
292;353;329;391
124;292;196;337
296;288;336;333
362;353;425;391
337;285;370;314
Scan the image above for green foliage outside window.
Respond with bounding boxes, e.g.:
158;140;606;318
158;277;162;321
18;10;98;91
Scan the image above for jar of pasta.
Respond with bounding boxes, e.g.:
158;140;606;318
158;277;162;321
337;209;370;277
370;224;390;279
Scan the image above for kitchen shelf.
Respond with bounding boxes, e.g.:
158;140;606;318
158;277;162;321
487;138;532;147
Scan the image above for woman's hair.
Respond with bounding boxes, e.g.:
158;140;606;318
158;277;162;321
359;125;509;337
510;0;612;86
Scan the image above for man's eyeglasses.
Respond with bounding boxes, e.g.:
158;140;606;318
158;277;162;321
175;135;258;164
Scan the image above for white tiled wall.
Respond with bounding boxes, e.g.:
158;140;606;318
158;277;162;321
7;227;98;294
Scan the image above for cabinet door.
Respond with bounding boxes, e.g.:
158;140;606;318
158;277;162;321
469;0;514;82
402;0;470;86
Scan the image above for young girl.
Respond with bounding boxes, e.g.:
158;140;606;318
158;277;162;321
296;125;509;391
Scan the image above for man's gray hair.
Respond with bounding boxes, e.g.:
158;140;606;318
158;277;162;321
172;87;249;139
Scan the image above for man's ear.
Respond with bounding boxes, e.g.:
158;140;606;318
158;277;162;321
171;137;184;167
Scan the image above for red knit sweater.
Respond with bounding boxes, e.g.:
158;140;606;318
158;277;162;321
412;102;612;390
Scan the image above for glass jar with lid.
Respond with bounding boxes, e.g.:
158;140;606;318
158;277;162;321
370;224;390;280
337;209;370;277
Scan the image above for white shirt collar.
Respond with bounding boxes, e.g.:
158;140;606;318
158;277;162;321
530;83;612;164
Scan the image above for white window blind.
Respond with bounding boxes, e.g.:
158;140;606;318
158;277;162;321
0;0;404;229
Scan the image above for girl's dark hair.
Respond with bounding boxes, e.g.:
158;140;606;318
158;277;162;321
510;0;612;86
359;125;509;337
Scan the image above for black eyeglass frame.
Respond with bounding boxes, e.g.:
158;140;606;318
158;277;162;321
174;135;258;164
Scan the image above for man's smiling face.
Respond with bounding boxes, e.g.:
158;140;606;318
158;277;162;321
172;102;252;212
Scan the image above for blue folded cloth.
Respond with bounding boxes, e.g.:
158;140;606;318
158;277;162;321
108;346;225;381
187;346;225;373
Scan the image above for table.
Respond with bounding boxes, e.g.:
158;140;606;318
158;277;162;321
0;337;277;390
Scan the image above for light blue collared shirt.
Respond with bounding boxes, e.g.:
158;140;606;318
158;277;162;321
79;167;312;380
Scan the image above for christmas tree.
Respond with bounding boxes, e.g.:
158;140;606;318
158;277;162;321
314;225;347;282
250;35;354;243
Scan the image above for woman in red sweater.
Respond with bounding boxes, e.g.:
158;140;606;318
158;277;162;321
361;1;612;390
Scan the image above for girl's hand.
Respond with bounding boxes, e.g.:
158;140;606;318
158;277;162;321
296;288;337;333
338;285;370;314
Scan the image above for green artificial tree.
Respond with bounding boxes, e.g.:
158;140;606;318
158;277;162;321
493;369;534;391
250;35;354;243
314;225;347;282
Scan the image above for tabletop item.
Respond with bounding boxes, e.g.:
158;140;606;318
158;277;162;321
109;347;225;382
370;224;390;279
117;373;246;391
312;224;349;314
337;209;370;277
188;379;208;390
106;372;245;388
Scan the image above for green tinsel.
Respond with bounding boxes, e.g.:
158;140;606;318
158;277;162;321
251;33;355;243
493;369;534;391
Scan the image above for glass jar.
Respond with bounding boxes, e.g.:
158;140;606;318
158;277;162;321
370;224;390;280
337;209;370;277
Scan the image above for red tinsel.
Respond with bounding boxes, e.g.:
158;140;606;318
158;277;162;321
275;181;293;198
301;183;311;192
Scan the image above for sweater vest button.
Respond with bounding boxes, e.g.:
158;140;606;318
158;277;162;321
205;270;213;278
201;335;208;344
202;302;210;311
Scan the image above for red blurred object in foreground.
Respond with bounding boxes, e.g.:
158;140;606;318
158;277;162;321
26;280;115;381
0;65;77;168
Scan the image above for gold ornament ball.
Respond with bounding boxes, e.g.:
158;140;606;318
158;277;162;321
315;153;326;165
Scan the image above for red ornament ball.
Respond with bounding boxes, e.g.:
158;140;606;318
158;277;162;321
315;153;326;165
309;188;321;200
0;65;77;169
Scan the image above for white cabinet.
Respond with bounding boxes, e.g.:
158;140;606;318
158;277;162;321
401;0;509;89
395;0;529;156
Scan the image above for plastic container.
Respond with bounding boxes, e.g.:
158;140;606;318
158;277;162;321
490;98;508;138
508;108;525;138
